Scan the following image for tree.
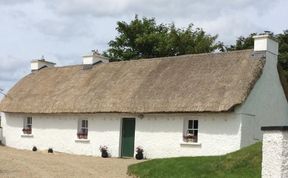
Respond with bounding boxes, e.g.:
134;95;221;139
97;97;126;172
226;33;256;51
276;30;288;70
104;16;221;61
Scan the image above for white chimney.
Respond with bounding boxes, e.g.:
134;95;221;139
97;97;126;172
253;34;279;55
31;58;56;71
82;50;109;65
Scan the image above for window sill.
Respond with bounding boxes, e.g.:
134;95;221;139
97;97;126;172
75;139;90;143
180;142;201;146
21;134;34;138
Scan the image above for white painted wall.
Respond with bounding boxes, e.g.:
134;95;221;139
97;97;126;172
262;130;288;178
1;113;121;157
2;112;242;158
236;51;288;144
135;113;242;158
239;114;258;148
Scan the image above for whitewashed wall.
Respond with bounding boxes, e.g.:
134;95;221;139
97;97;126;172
240;114;258;147
135;113;242;158
1;113;122;157
2;112;243;158
262;128;288;178
236;51;288;145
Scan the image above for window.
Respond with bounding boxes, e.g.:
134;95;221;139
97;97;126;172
77;120;88;139
23;117;32;134
183;120;198;143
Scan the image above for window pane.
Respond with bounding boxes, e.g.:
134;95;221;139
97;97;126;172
188;120;193;129
27;117;32;125
194;130;198;136
80;120;88;130
194;120;198;129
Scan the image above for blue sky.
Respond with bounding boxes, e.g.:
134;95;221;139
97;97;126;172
0;0;287;94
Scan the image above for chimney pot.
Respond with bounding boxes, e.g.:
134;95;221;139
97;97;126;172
31;58;56;71
82;50;109;65
253;35;278;55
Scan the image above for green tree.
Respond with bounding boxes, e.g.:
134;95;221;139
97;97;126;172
104;16;221;61
276;30;288;70
226;33;256;51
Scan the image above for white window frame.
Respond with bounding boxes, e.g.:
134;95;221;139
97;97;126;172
23;117;32;134
183;119;198;143
77;119;88;139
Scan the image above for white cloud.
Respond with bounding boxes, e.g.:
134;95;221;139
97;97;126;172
0;0;33;6
0;55;29;92
42;0;275;19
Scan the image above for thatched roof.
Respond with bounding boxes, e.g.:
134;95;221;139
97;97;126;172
0;49;265;114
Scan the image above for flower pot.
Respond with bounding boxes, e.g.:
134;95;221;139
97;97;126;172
23;128;32;134
135;152;143;160
48;148;53;153
101;151;108;158
32;146;37;152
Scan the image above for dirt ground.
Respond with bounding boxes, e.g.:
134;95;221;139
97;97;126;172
0;145;142;178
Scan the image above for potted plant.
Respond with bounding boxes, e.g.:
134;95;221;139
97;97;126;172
99;145;109;158
32;146;37;152
183;133;197;142
135;146;144;160
77;132;87;139
22;128;32;134
48;148;53;153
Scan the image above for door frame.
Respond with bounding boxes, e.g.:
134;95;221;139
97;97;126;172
120;118;136;157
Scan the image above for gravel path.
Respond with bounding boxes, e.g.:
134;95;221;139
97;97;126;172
0;146;142;178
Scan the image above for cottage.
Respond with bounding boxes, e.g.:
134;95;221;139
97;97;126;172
0;35;287;158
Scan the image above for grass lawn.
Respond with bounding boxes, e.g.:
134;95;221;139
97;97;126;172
128;142;262;178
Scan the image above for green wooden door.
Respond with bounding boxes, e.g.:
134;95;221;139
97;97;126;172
121;118;135;157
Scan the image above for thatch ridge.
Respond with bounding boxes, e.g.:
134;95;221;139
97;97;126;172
0;49;265;114
120;49;253;61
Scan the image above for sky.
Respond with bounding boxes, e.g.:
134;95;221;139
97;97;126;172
0;0;287;94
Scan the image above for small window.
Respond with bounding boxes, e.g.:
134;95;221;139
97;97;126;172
183;120;198;143
23;117;32;134
77;120;88;139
